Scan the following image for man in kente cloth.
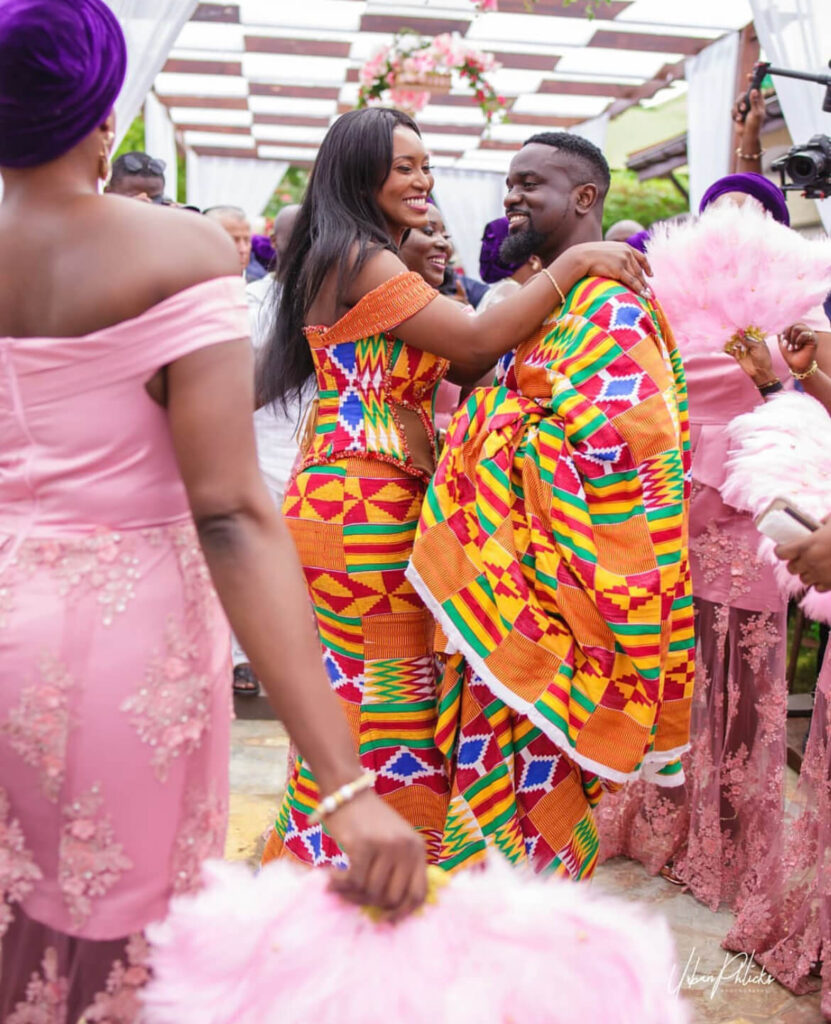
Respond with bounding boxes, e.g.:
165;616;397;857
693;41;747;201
407;133;694;879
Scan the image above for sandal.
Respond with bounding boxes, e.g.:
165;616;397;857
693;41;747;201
233;663;259;697
659;864;685;887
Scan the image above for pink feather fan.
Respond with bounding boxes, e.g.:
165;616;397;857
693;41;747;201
723;390;831;622
646;202;831;356
143;858;688;1024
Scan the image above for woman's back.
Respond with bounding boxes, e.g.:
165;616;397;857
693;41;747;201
0;194;244;533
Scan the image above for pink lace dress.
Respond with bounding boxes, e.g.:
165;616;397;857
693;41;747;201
0;278;246;1020
595;346;789;912
724;644;831;1018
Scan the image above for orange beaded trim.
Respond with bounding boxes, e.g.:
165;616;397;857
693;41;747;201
304;272;437;349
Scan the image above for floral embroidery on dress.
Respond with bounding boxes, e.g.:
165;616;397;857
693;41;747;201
59;785;132;930
2;654;74;802
0;787;42;938
738;611;781;674
170;522;216;623
6;947;68;1024
13;530;141;628
81;934;151;1024
121;619;213;782
170;789;227;895
689;521;761;602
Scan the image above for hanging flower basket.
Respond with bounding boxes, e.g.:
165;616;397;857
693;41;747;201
392;69;452;94
357;31;506;126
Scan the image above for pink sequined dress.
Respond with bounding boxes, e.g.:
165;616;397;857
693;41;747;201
595;344;789;912
724;643;831;1018
0;278;246;1020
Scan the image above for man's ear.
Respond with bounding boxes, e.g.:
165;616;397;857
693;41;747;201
574;182;599;216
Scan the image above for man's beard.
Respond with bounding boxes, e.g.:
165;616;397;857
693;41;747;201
499;225;546;267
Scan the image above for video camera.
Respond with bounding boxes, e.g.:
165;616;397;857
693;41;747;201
739;60;831;201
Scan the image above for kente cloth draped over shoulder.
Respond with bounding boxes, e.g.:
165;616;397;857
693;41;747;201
262;272;450;869
407;277;694;877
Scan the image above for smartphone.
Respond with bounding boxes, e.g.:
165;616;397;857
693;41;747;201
754;497;820;545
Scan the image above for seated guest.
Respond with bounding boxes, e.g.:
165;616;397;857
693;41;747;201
105;150;166;203
204;205;252;278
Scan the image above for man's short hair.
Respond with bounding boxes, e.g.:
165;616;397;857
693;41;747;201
523;132;611;198
203;205;248;222
110;151;165;184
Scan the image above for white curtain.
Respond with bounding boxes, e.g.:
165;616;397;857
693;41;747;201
431;168;507;280
185;153;289;221
104;0;199;149
685;31;741;211
750;0;831;232
572;112;610;154
144;92;178;199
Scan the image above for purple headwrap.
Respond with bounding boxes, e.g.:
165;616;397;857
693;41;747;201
0;0;127;168
479;217;522;284
699;172;790;227
625;229;650;253
251;234;276;270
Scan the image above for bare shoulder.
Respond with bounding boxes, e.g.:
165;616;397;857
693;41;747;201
109;198;240;297
345;246;409;304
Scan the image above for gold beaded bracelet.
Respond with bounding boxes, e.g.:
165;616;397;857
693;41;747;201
308;770;377;825
790;360;819;381
736;145;765;160
541;267;566;306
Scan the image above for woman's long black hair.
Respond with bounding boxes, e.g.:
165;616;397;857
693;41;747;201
256;107;421;410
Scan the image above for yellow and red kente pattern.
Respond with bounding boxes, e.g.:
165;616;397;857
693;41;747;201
262;273;450;869
407;277;694;878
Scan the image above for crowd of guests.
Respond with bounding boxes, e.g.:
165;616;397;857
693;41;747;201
2;0;831;1020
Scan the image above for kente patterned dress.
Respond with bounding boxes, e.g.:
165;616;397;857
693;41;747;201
407;277;694;879
261;272;450;867
0;278;244;1020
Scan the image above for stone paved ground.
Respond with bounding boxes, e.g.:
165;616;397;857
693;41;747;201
227;718;824;1024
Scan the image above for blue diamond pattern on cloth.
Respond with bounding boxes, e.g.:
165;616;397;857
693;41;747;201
385;751;427;778
331;340;356;373
520;757;556;791
306;826;323;861
601;375;639;400
610;303;643;329
457;737;487;766
341;390;363;430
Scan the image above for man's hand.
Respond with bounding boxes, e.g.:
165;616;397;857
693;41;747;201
776;517;831;592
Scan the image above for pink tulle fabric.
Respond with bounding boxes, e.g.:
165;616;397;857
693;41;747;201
724;389;831;623
144;858;689;1024
646;202;831;358
595;343;788;912
0;278;245;1015
725;646;831;1019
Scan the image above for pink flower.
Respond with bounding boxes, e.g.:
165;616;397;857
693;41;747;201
70;819;96;841
163;655;188;680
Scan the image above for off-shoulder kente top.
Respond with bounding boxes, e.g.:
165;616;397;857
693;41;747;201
301;272;446;482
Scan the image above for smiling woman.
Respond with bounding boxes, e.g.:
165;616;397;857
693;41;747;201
399;204;451;289
255;106;654;875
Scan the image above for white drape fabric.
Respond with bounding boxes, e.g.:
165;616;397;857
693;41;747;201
144;92;178;199
104;0;199;150
750;0;831;232
185;153;289;220
431;168;507;279
685;31;741;211
572;112;610;153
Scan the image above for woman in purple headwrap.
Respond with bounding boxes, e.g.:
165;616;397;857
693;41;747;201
0;1;431;1017
595;167;831;920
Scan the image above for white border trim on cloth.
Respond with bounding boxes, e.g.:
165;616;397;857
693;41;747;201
407;560;689;789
